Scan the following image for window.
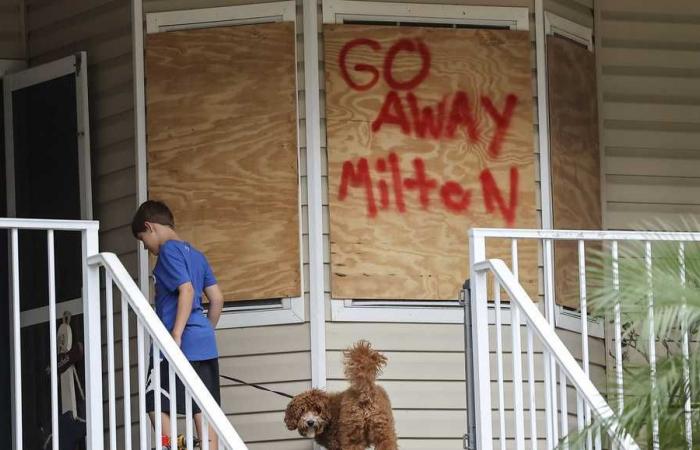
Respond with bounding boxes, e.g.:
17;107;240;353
142;3;304;328
323;0;530;323
543;12;603;338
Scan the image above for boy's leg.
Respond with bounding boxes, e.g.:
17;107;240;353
148;412;173;447
192;358;221;450
147;358;177;448
194;413;219;450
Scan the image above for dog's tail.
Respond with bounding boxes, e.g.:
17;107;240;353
344;340;387;397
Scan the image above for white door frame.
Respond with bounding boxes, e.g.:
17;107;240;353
0;59;26;76
3;52;92;221
3;52;92;327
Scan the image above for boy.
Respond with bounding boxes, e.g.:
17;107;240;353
132;200;224;450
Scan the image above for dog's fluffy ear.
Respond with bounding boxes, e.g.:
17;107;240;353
284;397;302;430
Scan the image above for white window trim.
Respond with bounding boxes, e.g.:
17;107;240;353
145;2;296;33
323;0;529;30
556;305;604;338
332;299;465;323
333;297;603;338
544;11;593;51
543;12;601;336
141;2;305;328
324;1;528;323
215;297;305;328
20;298;83;328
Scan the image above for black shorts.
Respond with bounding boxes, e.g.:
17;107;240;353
146;358;220;416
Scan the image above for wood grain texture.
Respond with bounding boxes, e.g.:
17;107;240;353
146;23;300;301
325;25;537;300
547;35;602;308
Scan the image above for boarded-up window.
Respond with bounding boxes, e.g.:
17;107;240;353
547;34;601;308
146;23;300;301
325;25;537;300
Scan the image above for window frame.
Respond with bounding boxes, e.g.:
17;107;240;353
543;12;603;338
323;0;530;323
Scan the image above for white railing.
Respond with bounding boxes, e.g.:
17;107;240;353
4;218;248;450
467;228;700;450
4;218;102;450
91;253;248;450
470;258;638;450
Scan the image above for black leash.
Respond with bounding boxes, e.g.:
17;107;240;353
219;374;294;399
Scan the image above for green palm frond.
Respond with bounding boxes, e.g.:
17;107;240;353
561;229;700;449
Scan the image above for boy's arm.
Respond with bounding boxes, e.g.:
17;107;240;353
204;284;224;328
172;282;195;346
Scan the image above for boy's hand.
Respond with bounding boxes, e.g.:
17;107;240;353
172;332;182;347
204;284;224;328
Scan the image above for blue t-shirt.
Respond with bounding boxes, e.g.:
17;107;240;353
153;240;218;361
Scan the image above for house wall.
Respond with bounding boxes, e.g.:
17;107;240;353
137;0;601;448
598;0;700;230
20;1;140;447
0;0;24;59
12;0;700;447
9;0;606;448
14;0;698;446
24;0;137;275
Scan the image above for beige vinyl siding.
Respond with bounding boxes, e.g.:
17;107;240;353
23;2;141;448
0;0;24;59
141;1;312;447
321;0;598;448
598;0;700;230
23;0;137;274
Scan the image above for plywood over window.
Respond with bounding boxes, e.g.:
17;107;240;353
547;35;602;308
146;23;300;301
325;25;537;300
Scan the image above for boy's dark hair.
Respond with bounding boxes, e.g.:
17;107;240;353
131;200;175;238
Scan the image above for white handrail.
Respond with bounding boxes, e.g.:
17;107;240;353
0;217;99;230
471;227;700;241
88;252;248;450
473;258;640;450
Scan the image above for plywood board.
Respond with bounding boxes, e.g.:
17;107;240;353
146;23;300;301
547;35;602;308
325;25;537;300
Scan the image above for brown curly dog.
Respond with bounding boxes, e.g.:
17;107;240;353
284;340;398;450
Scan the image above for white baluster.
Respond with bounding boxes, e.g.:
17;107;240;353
106;273;117;450
122;295;132;450
48;230;59;450
494;277;506;450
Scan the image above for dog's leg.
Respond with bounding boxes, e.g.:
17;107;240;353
339;432;367;450
340;445;366;450
374;439;399;450
338;422;367;450
372;423;398;450
370;415;398;450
